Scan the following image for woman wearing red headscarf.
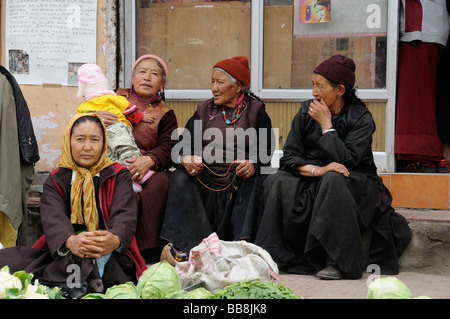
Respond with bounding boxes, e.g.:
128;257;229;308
160;56;274;264
255;55;411;280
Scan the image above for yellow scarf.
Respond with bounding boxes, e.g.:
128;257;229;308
58;113;115;231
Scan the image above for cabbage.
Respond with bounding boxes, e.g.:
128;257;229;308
104;282;140;299
137;261;182;299
82;283;139;299
166;287;213;299
367;277;413;299
189;287;213;299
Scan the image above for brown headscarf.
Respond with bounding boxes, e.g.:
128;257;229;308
58;113;115;231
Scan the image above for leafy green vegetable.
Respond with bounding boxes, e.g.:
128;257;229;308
166;287;213;299
189;287;213;299
0;266;64;299
367;277;413;299
0;266;22;299
81;293;106;299
136;261;182;299
211;281;300;299
105;282;140;299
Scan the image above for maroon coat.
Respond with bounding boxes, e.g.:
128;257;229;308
116;88;178;252
0;164;147;292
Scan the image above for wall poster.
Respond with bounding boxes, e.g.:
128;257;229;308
298;0;332;24
5;0;97;85
294;0;387;36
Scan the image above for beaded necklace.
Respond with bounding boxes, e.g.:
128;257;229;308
221;93;246;125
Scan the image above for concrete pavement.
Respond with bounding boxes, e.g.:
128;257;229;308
279;271;450;299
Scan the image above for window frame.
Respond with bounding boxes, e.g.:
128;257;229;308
122;0;399;172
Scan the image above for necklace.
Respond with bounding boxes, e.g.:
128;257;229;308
221;94;245;125
147;94;162;107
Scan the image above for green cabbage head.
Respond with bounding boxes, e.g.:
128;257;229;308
137;261;182;299
105;282;140;299
367;277;412;299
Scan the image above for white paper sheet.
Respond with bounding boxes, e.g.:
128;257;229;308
5;0;97;85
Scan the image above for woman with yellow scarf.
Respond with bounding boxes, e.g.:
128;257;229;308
0;113;147;298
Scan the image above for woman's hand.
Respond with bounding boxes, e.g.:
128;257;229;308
308;99;333;132
127;156;155;182
298;162;349;178
235;159;255;178
66;231;121;259
92;111;119;126
182;155;204;176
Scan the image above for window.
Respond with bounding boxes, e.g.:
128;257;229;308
134;1;252;90
127;0;395;101
126;0;399;171
263;0;388;90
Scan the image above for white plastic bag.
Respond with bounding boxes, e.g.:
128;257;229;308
175;233;279;293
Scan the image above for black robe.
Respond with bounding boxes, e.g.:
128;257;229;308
255;100;411;279
160;95;274;252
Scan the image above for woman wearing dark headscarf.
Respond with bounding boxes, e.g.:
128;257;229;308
255;55;411;280
160;56;273;264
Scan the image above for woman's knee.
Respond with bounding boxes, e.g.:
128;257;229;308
169;168;195;188
321;171;348;186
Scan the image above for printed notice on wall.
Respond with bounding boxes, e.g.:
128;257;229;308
5;0;97;85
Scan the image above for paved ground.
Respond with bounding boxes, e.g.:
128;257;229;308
279;271;450;299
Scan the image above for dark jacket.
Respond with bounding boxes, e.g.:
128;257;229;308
0;65;39;164
281;99;378;178
175;95;274;174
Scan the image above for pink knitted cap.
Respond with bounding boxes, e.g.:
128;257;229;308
77;64;114;99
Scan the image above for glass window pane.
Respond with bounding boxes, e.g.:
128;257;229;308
136;1;251;90
264;0;388;89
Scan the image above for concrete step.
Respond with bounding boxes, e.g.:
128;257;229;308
396;208;450;276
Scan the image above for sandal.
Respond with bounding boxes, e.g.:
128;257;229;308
160;243;188;266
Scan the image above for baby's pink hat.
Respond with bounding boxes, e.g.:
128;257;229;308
77;64;116;100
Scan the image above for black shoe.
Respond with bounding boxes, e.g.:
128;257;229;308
316;257;345;280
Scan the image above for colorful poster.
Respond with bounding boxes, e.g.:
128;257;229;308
293;0;387;36
299;0;331;24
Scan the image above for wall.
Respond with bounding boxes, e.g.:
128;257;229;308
1;0;387;172
171;100;386;152
0;0;118;172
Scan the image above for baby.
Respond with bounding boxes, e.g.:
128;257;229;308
76;63;154;192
